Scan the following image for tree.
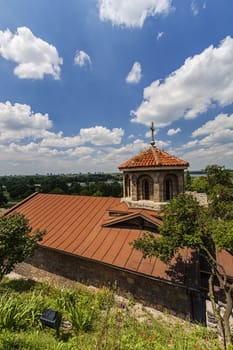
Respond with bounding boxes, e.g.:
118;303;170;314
134;190;233;348
205;164;232;191
0;190;7;207
191;176;208;193
184;170;192;190
0;213;44;281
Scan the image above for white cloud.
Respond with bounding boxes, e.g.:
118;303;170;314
79;126;124;145
188;113;233;148
156;31;164;40
199;129;233;146
181;140;199;149
192;113;233;137
0;101;52;142
42;126;124;147
131;36;233;126
126;62;142;84
167;128;181;136
0;101;123;148
98;0;172;28
0;27;63;79
178;113;233;169
74;50;92;67
0;102;125;174
191;1;199;16
181;142;233;170
0;137;144;175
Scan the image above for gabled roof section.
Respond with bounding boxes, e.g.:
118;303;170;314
102;209;162;228
118;146;189;170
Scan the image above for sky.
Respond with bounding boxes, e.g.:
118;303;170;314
0;0;233;175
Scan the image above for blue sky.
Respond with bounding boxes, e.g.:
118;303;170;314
0;0;233;175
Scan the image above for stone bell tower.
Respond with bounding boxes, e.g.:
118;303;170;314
118;123;189;210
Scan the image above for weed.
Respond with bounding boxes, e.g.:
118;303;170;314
0;278;225;349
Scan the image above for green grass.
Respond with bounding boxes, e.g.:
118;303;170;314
0;278;224;350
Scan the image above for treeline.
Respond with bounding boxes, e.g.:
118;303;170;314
0;173;123;206
185;165;233;193
185;164;233;194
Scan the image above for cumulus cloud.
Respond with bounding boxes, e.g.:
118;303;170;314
41;126;124;147
0;137;145;175
192;113;233;137
131;36;233;126
178;113;233;169
74;50;92;67
0;102;126;174
98;0;172;28
156;31;164;40
199;129;233;146
181;140;199;150
167;128;181;136
0;101;52;142
79;126;123;145
181;142;233;170
0;27;63;79
126;62;142;84
0;101;123;149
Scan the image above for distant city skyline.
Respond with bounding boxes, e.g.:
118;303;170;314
0;0;233;175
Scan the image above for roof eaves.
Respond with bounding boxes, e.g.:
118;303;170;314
119;165;189;171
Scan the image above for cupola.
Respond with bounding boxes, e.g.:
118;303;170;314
118;123;189;210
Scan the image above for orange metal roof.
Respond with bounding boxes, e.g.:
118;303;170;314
118;146;189;170
217;250;233;279
6;192;192;285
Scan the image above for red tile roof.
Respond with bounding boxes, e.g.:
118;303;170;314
118;146;189;170
6;193;191;285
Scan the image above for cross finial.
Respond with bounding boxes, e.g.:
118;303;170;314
150;122;155;147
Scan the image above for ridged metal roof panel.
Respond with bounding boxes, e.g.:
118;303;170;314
8;193;191;283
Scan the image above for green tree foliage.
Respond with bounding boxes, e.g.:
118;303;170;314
190;176;208;193
184;170;192;191
0;190;7;207
0;213;44;281
206;164;232;191
134;165;233;348
0;174;123;201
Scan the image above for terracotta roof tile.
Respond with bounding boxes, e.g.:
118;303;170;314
118;146;189;170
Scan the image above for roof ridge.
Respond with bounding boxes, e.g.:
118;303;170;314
151;146;159;165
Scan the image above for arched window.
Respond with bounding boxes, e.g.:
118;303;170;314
142;179;150;200
137;175;153;200
165;179;173;200
125;175;131;197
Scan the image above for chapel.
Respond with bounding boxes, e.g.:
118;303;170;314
5;126;209;321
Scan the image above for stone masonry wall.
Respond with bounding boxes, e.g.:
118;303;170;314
123;169;185;203
20;246;192;318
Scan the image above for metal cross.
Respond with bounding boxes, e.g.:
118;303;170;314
150;122;155;147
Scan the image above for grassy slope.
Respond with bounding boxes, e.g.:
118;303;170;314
0;278;223;350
